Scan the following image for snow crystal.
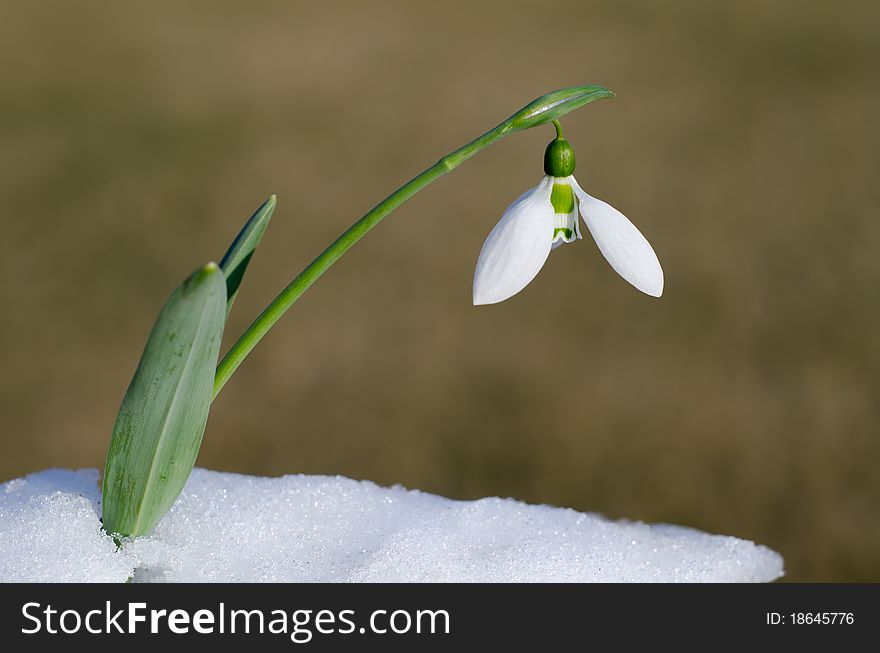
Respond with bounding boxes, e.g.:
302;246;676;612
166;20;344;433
0;468;783;583
0;469;137;582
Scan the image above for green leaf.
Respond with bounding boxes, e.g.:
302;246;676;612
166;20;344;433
219;195;276;318
102;262;227;538
506;85;615;132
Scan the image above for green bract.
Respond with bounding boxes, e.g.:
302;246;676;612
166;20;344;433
506;85;614;132
102;263;226;538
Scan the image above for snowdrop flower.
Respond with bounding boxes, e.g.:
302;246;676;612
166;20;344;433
473;123;663;305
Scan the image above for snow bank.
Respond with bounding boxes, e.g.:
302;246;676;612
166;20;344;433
0;468;783;583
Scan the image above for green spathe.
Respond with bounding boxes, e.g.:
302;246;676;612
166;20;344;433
102;262;227;538
507;85;614;132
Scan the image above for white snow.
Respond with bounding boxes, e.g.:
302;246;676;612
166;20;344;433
0;468;783;583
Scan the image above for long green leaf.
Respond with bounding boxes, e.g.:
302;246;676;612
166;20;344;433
102;262;227;538
219;195;276;318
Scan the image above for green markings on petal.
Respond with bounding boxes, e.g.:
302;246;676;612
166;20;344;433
102;262;227;538
550;182;575;214
554;228;574;240
551;183;577;244
219;195;276;319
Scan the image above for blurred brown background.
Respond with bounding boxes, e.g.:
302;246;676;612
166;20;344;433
1;0;877;581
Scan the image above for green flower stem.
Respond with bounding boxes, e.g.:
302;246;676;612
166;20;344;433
211;124;509;398
212;85;613;399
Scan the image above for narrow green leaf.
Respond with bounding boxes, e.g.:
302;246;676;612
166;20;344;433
102;262;227;538
219;195;276;318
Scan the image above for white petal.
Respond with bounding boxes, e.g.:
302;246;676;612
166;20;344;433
473;177;555;305
571;177;664;297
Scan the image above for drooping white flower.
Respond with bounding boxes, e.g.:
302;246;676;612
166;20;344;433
472;130;663;305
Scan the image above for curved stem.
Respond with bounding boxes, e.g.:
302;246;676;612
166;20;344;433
212;119;515;399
